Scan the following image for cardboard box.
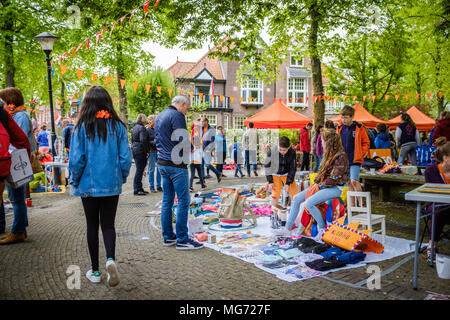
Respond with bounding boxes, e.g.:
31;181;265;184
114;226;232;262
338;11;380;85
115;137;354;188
6;149;34;188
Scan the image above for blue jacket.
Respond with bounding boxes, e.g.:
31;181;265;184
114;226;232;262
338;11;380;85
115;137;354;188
374;132;391;149
202;125;216;151
37;130;49;147
12;110;35;152
69;120;132;197
215;133;227;153
155;106;190;166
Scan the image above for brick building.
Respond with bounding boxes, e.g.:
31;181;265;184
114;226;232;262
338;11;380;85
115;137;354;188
167;44;342;129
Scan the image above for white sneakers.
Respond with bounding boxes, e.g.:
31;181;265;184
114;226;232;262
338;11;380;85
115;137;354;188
85;259;120;287
106;259;120;287
86;270;102;283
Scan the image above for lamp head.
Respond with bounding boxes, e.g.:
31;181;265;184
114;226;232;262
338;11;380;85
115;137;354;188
35;32;59;53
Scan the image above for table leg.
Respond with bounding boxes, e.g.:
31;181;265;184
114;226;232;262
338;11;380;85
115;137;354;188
430;203;436;267
413;201;421;290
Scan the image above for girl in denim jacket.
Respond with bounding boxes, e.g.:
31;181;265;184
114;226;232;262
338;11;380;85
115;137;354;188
69;86;132;287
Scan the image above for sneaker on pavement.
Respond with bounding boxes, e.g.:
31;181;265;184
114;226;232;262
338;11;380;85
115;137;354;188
157;187;163;192
86;269;102;284
163;237;177;246
106;258;120;287
176;238;204;250
150;188;157;193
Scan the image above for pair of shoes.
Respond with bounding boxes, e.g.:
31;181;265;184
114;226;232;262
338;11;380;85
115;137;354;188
176;238;204;250
205;175;212;179
217;174;222;183
134;191;147;196
141;190;149;194
235;174;239;177
0;232;25;245
163;237;177;247
157;187;163;192
150;188;157;193
254;170;258;176
240;174;245;178
106;258;120;287
86;270;102;284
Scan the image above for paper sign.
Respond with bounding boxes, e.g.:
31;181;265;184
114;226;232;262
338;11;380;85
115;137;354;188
369;149;392;165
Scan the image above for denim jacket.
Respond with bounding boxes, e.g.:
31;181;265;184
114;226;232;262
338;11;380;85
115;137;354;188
12;110;35;152
69;120;132;197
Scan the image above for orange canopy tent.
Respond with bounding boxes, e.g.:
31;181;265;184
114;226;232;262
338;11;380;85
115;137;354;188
244;100;312;128
330;103;385;129
386;106;435;132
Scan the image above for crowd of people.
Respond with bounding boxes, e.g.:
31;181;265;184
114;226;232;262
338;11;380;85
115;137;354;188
0;84;449;287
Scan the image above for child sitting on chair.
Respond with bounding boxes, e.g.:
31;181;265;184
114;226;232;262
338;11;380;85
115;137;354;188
285;130;349;239
265;136;299;209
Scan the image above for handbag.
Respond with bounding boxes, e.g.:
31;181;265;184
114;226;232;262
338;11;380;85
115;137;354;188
362;156;385;170
29;119;43;174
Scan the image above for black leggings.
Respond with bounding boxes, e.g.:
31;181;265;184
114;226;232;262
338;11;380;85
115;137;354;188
301;152;310;171
81;195;119;271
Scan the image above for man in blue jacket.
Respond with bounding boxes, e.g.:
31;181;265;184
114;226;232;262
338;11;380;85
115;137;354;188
155;94;204;250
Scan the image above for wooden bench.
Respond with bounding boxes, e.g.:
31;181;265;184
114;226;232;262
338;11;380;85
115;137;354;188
360;173;425;202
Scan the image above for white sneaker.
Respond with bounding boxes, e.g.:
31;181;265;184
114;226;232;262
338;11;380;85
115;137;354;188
86;269;102;283
106;259;120;287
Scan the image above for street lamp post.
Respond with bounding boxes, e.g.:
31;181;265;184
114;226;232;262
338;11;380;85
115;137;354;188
35;32;59;156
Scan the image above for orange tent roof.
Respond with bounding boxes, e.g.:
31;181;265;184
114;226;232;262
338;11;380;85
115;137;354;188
330;103;385;129
386;106;435;132
244;100;312;129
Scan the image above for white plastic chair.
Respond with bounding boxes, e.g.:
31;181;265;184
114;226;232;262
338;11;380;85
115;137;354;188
347;191;386;244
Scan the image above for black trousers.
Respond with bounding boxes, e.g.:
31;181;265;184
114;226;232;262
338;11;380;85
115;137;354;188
133;153;147;193
81;195;119;271
301;152;310;171
190;164;205;188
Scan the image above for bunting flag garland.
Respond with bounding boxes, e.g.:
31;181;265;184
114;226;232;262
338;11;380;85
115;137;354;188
110;22;116;36
168;88;173;97
133;81;139;91
352;96;357;101
405;94;409;101
129;8;138;24
156;86;162;94
199;93;203;101
306;97;309;103
266;98;269;104
394;94;400;101
120;15;127;24
92;73;98;82
230;96;234;104
209;94;213;101
76;69;83;80
301;97;304;103
313;96;317;103
240;97;243;104
427;92;432;99
220;95;224;102
145;84;151;94
371;95;376;103
60;65;68;76
154;0;160;6
180;90;184;94
249;97;252;103
86;38;90;51
342;95;347;101
415;93;420;100
120;79;126;89
273;98;276;102
71;46;77;57
439;92;444;99
106;76;112;85
363;96;367;102
188;91;193;99
144;1;150;16
295;97;298;102
385;95;389;101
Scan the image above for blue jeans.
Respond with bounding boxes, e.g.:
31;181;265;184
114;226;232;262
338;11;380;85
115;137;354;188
6;186;28;234
245;150;257;176
148;152;161;189
158;164;190;243
286;186;342;230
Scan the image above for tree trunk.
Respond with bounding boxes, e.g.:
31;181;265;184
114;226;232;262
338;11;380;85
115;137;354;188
116;44;128;124
2;0;15;87
308;2;325;128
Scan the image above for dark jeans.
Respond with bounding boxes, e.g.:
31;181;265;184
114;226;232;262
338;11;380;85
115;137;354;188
133;153;148;193
201;159;221;181
5;186;28;234
190;164;205;188
245;150;257;176
301;151;310;171
81;195;119;271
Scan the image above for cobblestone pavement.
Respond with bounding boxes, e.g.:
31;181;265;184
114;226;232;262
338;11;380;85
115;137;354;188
0;166;449;300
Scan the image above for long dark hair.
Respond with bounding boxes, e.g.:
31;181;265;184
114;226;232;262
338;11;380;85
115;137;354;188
315;130;346;184
76;86;124;142
314;125;323;141
401;113;415;128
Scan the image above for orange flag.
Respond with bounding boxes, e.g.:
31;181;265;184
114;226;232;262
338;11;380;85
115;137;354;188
342;95;347;101
313;96;317;103
230;96;234;104
426;92;431;99
415;93;420;100
306;97;309;103
180;90;184;94
209;94;214;101
168;88;173;97
248;97;252;103
60;65;68;75
220;95;224;102
240;97;243;104
289;97;293;103
332;99;335;104
157;86;162;94
405;94;409;101
92;73;98;82
188;91;193;99
145;84;150;94
363;96;367;102
394;94;400;101
106;76;112;86
199;93;204;101
76;69;84;80
353;96;357;101
318;96;322;102
301;97;304;103
371;95;376;103
385;95;389;101
335;96;338;101
133;81;139;92
273;98;276;102
438;92;444;99
265;98;269;104
120;79;126;89
295;97;298;102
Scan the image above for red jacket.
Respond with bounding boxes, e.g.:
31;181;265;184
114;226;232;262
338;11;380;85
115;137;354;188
3;106;31;158
300;127;311;153
432;119;450;143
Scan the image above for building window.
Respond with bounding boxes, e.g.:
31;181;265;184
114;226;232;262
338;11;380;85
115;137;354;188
233;116;246;129
241;76;263;104
287;78;307;106
224;115;230;130
200;114;217;127
290;54;304;67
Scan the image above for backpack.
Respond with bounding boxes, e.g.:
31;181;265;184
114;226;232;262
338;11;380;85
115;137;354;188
0;113;11;178
362;156;385;170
